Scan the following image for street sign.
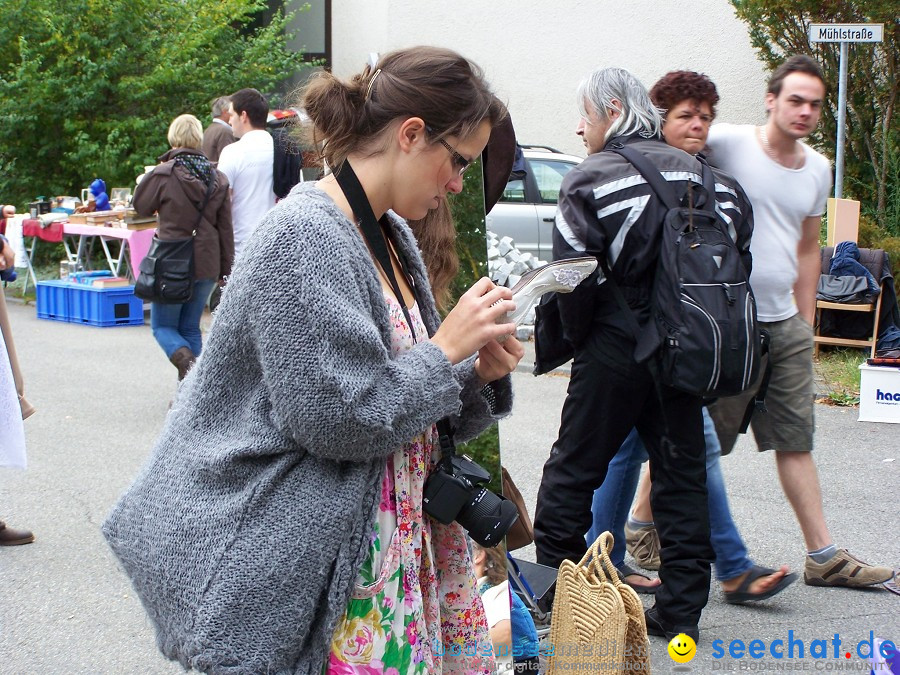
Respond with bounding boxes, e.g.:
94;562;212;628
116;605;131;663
807;23;884;198
809;23;884;43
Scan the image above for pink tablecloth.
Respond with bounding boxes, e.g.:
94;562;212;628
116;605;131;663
62;223;156;277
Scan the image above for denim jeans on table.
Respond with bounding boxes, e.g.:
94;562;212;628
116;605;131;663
150;279;216;359
589;407;753;581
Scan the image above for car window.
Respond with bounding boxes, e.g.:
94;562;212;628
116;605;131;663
530;159;576;203
501;178;527;203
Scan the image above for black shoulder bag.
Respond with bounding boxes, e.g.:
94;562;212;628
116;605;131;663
135;172;216;304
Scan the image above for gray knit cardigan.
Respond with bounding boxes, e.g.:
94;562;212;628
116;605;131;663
102;182;513;674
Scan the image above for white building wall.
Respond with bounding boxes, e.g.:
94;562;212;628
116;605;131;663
331;0;769;157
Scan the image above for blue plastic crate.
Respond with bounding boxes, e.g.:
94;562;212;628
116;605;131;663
35;281;144;327
67;284;144;327
36;280;71;323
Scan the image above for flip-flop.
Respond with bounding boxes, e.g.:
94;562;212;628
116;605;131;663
616;561;661;595
724;564;798;605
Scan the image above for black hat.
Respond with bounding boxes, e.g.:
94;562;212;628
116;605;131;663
482;115;516;215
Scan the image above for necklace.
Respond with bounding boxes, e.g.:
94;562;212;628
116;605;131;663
759;125;804;170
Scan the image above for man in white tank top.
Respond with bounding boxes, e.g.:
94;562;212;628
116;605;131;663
705;56;892;589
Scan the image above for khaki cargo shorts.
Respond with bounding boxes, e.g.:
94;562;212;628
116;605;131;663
708;313;815;454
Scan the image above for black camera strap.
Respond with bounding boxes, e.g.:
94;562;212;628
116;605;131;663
333;162;457;465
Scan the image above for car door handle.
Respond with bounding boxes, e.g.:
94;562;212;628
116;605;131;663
542;217;555;222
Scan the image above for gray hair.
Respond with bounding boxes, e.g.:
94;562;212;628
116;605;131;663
576;67;662;142
211;96;231;118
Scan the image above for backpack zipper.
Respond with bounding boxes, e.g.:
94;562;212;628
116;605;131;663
680;293;721;391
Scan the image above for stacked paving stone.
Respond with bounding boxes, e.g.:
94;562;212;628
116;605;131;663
486;231;547;338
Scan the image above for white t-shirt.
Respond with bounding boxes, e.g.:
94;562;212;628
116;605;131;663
478;578;513;673
707;123;832;322
217;129;276;259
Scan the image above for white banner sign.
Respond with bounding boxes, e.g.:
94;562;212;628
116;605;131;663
809;23;884;43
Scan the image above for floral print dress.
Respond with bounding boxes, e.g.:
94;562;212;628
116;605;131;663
326;293;495;675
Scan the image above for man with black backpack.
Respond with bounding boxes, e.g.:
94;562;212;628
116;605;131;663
590;70;796;606
533;66;755;641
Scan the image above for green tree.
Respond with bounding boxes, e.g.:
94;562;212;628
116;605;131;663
0;0;307;206
448;160;503;495
449;159;489;301
730;1;898;232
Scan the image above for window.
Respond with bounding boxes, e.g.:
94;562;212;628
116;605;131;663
501;178;527;203
530;159;576;203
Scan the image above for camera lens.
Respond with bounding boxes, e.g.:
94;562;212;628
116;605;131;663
457;488;519;548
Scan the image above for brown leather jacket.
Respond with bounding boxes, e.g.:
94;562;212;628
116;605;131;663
133;148;234;281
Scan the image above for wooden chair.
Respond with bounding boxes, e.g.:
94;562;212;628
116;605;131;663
813;246;885;358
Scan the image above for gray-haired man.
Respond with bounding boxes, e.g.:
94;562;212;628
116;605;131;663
532;66;750;641
202;95;236;163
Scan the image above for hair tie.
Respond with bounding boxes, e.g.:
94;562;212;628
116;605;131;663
365;69;382;102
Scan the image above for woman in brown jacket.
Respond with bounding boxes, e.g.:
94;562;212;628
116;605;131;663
133;114;233;380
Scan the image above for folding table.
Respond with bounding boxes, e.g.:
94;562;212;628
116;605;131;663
17;219;156;295
20;218;67;295
63;222;156;281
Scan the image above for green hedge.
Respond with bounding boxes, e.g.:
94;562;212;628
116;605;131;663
447;159;504;495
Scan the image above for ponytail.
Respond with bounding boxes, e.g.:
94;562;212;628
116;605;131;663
296;47;508;309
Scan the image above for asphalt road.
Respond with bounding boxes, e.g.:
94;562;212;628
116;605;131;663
1;299;897;674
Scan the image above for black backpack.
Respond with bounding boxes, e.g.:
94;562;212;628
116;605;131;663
611;145;761;398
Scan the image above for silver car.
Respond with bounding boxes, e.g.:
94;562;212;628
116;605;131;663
485;145;583;261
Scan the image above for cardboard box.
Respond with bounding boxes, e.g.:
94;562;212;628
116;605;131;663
858;363;900;423
826;198;860;247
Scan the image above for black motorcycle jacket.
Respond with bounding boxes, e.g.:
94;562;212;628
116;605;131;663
553;133;753;370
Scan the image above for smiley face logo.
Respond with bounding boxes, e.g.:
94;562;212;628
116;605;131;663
667;633;696;663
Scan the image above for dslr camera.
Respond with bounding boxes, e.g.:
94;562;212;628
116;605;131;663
423;449;518;548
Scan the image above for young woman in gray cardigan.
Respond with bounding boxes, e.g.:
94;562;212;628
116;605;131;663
103;46;524;674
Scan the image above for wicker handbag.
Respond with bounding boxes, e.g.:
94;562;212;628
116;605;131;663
546;532;650;674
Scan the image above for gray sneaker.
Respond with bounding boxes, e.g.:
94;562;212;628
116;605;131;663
625;521;661;572
803;549;893;588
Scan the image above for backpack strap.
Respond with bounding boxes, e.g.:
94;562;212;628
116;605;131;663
614;145;720;216
697;153;717;210
603;144;670;358
737;329;772;434
611;145;680;210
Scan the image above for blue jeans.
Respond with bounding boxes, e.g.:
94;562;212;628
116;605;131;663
587;428;643;567
150;279;215;359
588;408;752;581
